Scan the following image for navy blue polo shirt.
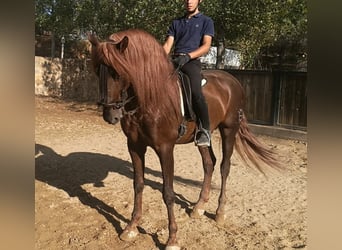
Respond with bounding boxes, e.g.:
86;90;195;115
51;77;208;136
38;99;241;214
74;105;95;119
166;12;214;54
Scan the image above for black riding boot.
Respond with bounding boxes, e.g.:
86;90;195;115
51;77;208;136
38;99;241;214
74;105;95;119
193;95;211;147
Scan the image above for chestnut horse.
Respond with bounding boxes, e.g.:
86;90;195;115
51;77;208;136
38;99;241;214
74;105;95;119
88;29;281;249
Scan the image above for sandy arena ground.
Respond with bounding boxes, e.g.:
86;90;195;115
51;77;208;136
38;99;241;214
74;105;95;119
35;96;307;249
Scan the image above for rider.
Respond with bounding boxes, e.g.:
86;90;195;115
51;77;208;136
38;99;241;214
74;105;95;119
163;0;214;147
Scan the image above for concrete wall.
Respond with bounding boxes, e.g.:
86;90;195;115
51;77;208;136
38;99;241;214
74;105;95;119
35;56;98;101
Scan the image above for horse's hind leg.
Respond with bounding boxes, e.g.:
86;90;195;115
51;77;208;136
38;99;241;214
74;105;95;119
191;146;216;218
120;141;147;241
215;126;237;225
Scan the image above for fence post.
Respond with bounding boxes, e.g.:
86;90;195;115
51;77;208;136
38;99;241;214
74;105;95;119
271;70;281;126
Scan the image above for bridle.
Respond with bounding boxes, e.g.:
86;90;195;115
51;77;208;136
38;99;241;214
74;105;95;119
97;63;137;115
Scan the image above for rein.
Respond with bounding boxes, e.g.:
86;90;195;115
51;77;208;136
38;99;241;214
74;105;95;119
97;64;137;115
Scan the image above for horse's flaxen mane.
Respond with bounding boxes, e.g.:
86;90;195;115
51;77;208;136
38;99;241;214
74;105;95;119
94;29;180;122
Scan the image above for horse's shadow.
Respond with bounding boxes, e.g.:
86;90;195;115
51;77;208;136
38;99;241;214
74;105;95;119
35;143;201;248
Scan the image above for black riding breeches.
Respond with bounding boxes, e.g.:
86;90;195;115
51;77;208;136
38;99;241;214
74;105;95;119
181;59;210;130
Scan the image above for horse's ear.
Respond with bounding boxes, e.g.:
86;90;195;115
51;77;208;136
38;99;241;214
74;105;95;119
116;36;128;53
87;32;99;47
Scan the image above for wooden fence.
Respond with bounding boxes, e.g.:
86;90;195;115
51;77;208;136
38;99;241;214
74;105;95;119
227;69;307;130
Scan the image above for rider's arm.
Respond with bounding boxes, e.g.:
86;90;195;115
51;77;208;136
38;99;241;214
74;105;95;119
188;35;212;59
163;36;174;55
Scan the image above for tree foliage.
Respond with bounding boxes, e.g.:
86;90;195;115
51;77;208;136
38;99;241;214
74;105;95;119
202;0;307;68
35;0;307;69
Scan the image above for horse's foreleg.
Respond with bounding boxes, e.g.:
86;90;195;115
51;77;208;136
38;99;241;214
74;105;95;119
120;141;146;242
157;144;180;249
215;127;236;225
191;146;215;218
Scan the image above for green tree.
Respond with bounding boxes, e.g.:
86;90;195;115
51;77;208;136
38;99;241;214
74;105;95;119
35;0;77;57
203;0;307;69
35;0;307;69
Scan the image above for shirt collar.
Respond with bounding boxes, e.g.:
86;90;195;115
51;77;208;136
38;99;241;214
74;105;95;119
183;12;202;19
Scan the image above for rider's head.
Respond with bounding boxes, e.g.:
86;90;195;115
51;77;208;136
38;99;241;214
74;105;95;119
183;0;202;15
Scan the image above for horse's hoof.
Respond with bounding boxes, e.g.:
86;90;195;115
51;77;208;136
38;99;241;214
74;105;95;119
215;214;225;226
165;245;181;250
190;208;205;218
119;229;139;241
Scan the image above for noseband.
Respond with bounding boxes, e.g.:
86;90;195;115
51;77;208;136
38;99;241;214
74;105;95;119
97;64;137;115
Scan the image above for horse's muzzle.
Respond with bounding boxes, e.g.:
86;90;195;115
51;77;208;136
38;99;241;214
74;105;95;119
103;107;123;125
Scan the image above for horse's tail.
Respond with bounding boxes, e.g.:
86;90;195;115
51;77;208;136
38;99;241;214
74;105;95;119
234;113;284;175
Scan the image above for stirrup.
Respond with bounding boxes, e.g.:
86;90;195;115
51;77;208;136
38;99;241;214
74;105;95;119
195;129;211;147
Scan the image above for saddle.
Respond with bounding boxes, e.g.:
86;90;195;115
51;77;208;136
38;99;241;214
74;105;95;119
177;71;207;137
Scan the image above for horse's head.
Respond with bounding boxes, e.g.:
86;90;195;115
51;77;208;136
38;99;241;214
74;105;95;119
88;33;134;125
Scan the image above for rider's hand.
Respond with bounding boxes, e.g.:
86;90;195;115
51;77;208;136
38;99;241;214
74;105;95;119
173;54;191;68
